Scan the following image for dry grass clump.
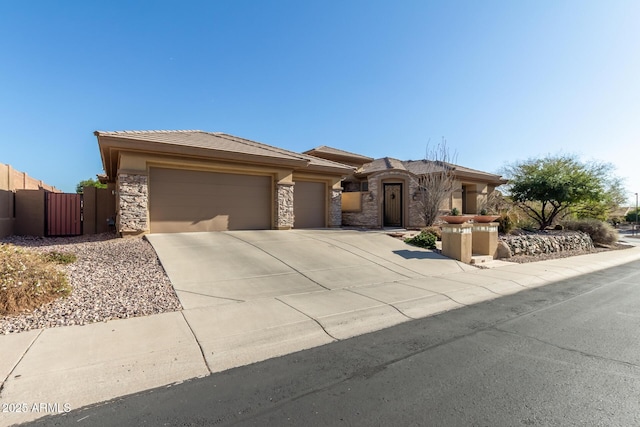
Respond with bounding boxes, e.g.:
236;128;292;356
561;219;619;246
0;243;72;316
421;226;442;241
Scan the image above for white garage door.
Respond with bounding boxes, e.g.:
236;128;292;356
294;181;326;228
149;167;272;233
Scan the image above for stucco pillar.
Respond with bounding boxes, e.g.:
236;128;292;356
275;182;294;229
441;223;472;263
117;173;149;235
472;223;499;258
329;188;342;227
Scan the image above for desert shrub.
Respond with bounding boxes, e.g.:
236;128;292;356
421;226;442;241
497;212;515;234
561;219;619;246
405;231;437;249
0;244;72;316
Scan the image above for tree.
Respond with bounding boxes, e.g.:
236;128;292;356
571;175;627;221
503;154;623;230
414;140;457;226
625;209;640;223
76;178;106;194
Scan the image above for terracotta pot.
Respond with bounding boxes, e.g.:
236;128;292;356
472;215;500;223
439;215;471;224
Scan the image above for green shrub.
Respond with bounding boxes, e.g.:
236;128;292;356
450;207;460;216
0;244;72;316
626;209;640;223
405;231;437;249
561;219;619;246
421;226;442;241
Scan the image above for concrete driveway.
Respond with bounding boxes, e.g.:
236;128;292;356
146;229;475;307
145;229;479;370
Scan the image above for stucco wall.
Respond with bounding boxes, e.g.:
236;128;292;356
14;190;45;236
1;163;60;237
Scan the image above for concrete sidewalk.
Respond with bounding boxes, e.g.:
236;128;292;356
2;230;640;426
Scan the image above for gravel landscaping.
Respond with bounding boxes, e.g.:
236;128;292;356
0;233;182;334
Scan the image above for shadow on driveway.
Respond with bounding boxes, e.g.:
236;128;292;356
392;249;445;260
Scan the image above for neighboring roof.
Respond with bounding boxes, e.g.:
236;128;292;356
356;157;507;185
610;206;631;217
303;145;374;165
95;130;354;179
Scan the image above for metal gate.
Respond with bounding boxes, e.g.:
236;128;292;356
46;193;82;236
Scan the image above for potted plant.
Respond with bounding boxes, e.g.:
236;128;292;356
439;207;471;224
473;208;500;223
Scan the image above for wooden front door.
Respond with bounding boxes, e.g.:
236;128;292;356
383;184;402;227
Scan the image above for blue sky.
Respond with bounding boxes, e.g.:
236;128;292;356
1;0;638;202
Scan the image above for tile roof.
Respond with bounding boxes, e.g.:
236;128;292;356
304;145;374;162
95;130;354;172
356;157;505;183
358;157;408;174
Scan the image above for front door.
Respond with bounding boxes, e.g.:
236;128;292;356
383;184;402;227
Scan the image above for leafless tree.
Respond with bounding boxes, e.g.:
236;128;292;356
414;140;458;226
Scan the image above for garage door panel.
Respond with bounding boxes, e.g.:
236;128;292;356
294;181;326;228
149;168;271;233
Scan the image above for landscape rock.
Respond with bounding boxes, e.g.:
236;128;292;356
0;233;181;334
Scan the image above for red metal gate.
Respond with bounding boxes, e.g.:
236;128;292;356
46;193;82;236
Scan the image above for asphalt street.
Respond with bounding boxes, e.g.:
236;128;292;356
28;259;640;427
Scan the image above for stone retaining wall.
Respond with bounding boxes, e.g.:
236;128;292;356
499;231;594;256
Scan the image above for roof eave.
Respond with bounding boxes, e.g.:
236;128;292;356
302;164;356;175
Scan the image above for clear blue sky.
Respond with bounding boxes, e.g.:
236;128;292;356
1;0;638;202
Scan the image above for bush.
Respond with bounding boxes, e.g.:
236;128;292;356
497;212;515;234
561;219;619;246
421;226;442;241
405;231;437;249
0;244;72;316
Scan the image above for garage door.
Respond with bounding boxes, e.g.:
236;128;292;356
294;181;326;228
149;168;272;233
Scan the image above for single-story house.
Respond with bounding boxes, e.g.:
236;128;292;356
96;131;506;235
96;130;354;235
304;146;508;229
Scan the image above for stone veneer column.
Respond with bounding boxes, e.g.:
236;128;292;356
329;188;342;227
117;173;149;235
275;182;294;229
